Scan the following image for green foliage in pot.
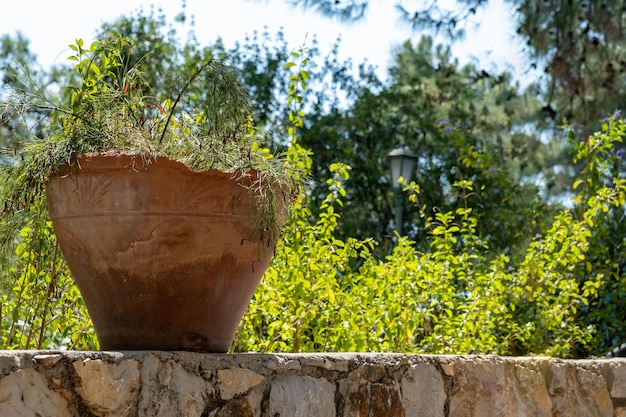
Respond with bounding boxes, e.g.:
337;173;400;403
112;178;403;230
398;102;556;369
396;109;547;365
0;36;303;254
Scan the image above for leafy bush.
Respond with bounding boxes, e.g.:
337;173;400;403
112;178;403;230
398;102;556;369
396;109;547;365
0;203;97;349
233;114;626;358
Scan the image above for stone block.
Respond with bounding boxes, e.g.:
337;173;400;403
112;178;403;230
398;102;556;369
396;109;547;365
503;361;551;417
137;354;210;417
34;354;63;369
217;368;264;400
0;367;71;417
73;358;140;416
341;367;405;417
361;363;387;382
0;353;17;375
269;375;335;417
549;362;613;417
611;361;626;399
449;356;505;417
401;362;445;417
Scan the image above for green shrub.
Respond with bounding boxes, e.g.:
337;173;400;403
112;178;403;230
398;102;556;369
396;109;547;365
234;115;626;358
0;203;97;349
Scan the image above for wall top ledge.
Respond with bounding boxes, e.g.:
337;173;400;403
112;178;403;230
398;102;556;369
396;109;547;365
3;349;625;361
2;350;625;376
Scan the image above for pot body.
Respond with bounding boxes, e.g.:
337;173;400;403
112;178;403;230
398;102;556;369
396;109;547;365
46;152;279;352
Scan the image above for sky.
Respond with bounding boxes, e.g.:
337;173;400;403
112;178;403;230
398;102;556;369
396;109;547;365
0;0;537;86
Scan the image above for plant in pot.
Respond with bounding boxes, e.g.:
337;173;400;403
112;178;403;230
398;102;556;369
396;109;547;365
0;37;303;352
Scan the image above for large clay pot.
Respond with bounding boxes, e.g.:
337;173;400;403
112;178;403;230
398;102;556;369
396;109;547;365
45;152;284;352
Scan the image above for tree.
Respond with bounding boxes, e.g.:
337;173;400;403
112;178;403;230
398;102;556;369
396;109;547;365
300;37;559;255
0;33;59;155
253;0;626;253
516;0;626;135
279;0;488;39
263;0;626;134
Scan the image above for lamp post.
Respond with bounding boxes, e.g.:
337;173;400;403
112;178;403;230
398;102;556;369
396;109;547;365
388;142;418;236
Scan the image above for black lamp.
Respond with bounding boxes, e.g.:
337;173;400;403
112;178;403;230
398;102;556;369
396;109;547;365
388;142;418;234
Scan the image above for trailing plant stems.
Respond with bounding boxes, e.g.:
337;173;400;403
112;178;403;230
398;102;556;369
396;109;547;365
1;205;47;346
4;203;48;349
1;36;299;250
36;239;59;349
158;58;214;145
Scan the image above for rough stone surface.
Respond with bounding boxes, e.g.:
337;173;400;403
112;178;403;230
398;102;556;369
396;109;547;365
73;358;140;416
34;354;63;369
452;356;506;417
340;363;405;417
503;359;551;417
217;367;264;400
0;351;624;416
401;363;445;417
270;375;335;417
137;354;210;417
0;367;71;417
550;361;613;417
612;362;626;399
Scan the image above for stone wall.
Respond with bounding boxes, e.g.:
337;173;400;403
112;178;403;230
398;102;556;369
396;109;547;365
1;350;625;416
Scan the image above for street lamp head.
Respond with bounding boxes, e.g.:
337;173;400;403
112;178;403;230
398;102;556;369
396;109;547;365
388;142;418;190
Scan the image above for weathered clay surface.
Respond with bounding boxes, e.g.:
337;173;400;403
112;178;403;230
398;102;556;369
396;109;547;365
45;153;286;353
0;351;625;417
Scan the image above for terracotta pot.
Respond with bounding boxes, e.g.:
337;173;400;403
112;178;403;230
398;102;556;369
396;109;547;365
45;152;285;352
